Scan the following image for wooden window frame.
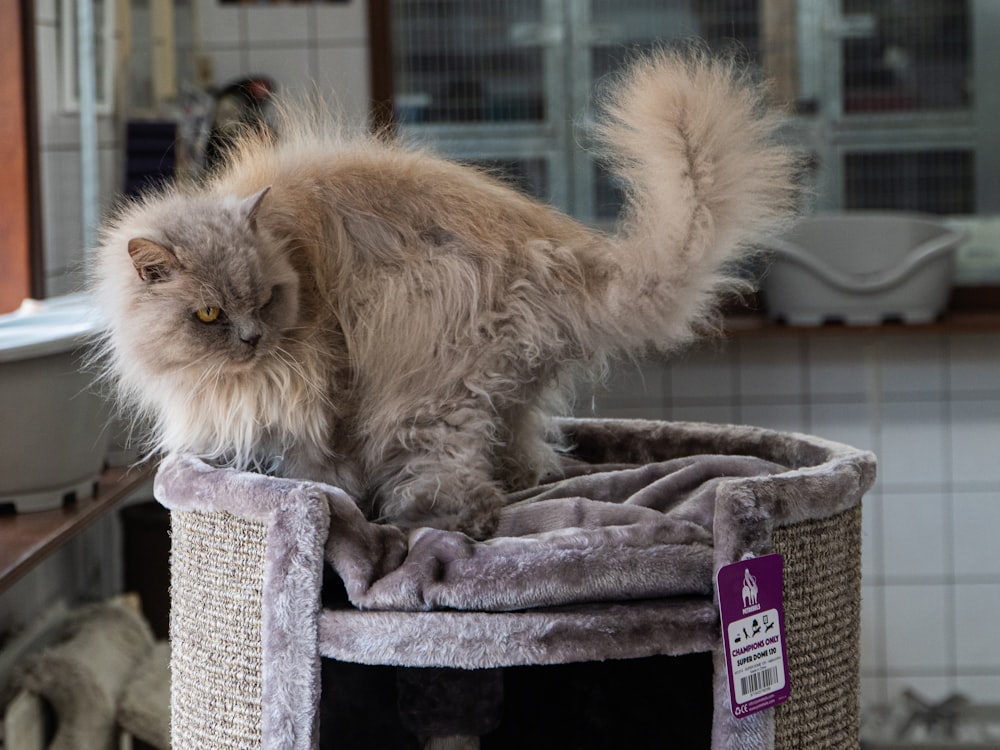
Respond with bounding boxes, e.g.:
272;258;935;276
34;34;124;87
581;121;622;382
0;0;43;314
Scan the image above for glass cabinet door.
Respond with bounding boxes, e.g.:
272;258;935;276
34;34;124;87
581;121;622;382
804;0;978;214
391;0;570;209
839;0;970;115
393;0;549;125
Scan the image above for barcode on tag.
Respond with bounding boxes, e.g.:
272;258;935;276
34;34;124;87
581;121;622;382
740;666;781;699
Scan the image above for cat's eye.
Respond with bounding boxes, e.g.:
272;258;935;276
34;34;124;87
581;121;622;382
261;286;276;308
196;306;222;323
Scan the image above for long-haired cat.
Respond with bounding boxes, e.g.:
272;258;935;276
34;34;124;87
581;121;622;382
91;50;799;537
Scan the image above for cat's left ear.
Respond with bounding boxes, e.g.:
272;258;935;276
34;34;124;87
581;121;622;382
241;186;271;230
128;238;181;283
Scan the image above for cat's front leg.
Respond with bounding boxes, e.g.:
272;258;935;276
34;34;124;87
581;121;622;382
371;411;506;539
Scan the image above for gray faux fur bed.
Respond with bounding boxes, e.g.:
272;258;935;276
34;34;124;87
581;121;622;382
156;418;876;749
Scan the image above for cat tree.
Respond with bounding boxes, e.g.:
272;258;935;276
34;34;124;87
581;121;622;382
155;418;875;749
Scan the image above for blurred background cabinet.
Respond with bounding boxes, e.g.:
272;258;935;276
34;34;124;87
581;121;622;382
388;0;999;225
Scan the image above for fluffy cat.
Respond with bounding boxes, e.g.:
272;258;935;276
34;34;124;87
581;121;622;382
91;50;799;537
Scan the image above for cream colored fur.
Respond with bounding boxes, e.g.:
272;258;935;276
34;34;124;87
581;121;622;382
91;50;798;537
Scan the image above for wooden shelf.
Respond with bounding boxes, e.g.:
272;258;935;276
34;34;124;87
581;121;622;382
725;310;1000;337
722;286;1000;337
0;463;156;596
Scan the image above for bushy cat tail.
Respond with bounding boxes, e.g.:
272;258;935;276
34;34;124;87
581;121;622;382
595;47;800;349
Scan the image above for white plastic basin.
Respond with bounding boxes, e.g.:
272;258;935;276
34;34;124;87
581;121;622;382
0;294;110;512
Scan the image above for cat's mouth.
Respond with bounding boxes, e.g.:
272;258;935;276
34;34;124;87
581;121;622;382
225;342;269;370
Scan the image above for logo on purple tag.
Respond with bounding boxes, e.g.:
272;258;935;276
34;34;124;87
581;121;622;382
717;553;791;718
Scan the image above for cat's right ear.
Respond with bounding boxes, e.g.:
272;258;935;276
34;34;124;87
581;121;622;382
242;186;271;231
128;238;181;283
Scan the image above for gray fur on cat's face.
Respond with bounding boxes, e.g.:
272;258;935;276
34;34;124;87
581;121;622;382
125;188;300;375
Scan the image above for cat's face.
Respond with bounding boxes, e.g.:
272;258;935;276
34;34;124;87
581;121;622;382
122;188;301;376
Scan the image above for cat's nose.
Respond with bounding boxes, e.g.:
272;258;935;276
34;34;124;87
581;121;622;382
240;329;262;348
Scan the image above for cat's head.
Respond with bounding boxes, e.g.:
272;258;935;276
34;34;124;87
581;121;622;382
110;186;301;377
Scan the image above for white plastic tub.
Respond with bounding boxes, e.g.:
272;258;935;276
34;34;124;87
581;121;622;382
0;294;109;512
761;213;964;325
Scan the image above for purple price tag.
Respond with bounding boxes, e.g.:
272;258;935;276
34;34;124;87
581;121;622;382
717;553;791;718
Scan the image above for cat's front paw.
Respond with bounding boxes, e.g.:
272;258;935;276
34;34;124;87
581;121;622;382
455;503;501;540
411;490;503;539
381;476;505;540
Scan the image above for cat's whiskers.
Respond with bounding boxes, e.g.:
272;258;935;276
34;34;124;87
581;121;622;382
272;334;334;366
183;362;223;408
270;344;336;411
170;348;221;376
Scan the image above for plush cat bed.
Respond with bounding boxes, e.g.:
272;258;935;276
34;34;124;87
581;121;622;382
155;418;875;749
14;598;161;750
119;641;171;749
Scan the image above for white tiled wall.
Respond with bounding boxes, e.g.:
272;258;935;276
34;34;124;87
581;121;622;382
194;0;371;129
586;330;1000;709
33;0;125;296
